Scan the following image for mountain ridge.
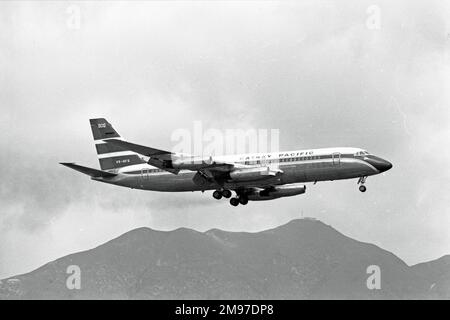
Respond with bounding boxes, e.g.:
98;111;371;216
0;219;448;299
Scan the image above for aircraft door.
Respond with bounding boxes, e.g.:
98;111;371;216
332;152;341;165
260;155;266;167
139;168;149;187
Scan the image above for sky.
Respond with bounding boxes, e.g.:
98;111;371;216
0;0;449;279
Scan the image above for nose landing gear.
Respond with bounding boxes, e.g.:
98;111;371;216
357;176;367;192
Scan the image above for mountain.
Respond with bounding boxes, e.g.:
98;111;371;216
0;219;445;299
410;255;450;299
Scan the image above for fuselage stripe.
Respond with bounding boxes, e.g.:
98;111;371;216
120;154;378;175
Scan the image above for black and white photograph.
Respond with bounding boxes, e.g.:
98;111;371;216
0;0;449;312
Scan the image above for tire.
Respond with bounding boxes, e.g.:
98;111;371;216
222;190;232;198
230;198;239;206
213;190;222;199
239;196;248;205
359;185;367;192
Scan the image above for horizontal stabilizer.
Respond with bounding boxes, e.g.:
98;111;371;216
60;163;117;178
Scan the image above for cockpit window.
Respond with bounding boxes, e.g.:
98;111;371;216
355;150;370;156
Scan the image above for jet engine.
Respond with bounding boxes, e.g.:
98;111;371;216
247;184;306;201
171;156;214;170
229;167;282;182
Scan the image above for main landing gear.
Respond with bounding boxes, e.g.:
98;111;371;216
212;190;222;199
213;189;232;199
238;196;248;205
213;189;248;206
230;195;248;206
230;197;239;206
222;190;232;198
357;176;367;192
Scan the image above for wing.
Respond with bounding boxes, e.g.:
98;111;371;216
104;138;236;175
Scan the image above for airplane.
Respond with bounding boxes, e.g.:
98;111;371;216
61;118;392;206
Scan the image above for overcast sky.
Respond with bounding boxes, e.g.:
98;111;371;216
1;0;449;279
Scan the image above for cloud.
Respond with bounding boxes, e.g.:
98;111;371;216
0;0;449;278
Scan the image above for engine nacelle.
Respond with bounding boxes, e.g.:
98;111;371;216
229;167;281;182
172;156;213;170
247;184;306;201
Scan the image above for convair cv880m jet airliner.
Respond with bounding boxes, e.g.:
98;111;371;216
61;118;392;206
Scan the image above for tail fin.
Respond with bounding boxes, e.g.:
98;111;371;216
89;118;146;171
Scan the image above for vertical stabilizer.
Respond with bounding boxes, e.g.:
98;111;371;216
89;118;145;171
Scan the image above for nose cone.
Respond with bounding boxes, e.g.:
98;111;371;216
365;156;393;173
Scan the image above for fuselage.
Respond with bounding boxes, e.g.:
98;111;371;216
94;147;392;192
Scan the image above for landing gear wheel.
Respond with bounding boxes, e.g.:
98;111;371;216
213;190;223;200
359;185;367;192
239;196;248;205
230;198;239;206
222;190;232;198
